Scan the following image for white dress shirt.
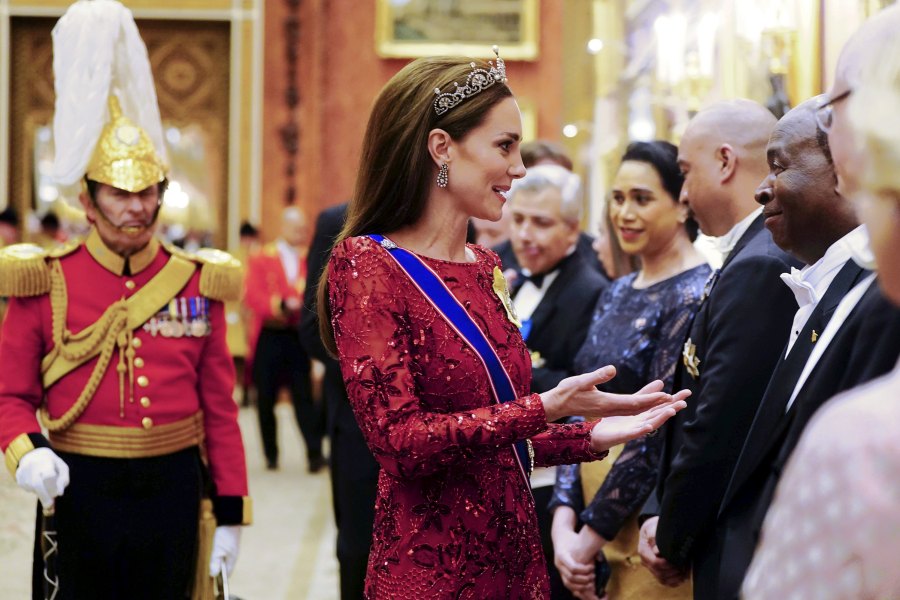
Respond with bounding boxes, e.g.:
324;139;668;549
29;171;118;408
276;238;301;284
693;233;723;269
712;207;763;262
780;226;869;354
512;270;561;321
784;274;876;413
784;229;876;412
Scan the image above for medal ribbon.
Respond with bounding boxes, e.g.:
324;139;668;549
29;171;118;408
367;234;533;490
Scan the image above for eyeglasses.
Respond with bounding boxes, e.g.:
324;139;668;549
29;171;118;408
815;89;852;133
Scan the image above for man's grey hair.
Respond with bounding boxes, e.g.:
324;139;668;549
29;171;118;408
508;164;583;225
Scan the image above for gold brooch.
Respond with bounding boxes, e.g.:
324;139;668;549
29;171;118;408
492;266;521;327
683;338;701;379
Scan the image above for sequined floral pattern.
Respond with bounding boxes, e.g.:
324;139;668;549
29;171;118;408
329;236;604;599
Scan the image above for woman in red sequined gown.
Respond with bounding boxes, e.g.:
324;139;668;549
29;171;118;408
318;52;689;599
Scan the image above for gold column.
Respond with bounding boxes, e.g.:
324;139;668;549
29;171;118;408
588;0;625;226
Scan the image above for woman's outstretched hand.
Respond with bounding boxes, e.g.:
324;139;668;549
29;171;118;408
540;366;686;423
589;395;689;453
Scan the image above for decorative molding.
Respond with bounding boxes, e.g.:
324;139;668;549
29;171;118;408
6;16;231;244
279;0;301;207
5;5;253;20
227;0;244;250
249;0;264;229
0;0;10;211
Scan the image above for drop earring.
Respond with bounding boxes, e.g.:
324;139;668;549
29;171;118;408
436;163;449;188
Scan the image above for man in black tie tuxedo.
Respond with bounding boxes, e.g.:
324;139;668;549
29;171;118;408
637;100;802;600
712;98;870;599
717;26;900;599
507;164;608;393
493;140;608;279
506;163;608;598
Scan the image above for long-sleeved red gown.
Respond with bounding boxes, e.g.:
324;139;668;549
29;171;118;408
328;236;605;599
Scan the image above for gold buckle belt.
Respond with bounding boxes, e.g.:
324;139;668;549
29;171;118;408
49;412;204;459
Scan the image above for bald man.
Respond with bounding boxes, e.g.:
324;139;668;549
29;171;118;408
637;100;801;600
742;11;900;598
244;207;326;472
712;99;872;599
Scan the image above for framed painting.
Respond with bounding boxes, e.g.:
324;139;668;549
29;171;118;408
375;0;539;60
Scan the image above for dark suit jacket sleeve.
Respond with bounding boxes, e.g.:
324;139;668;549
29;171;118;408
529;272;607;393
783;286;900;461
656;254;796;569
530;366;571;394
299;205;346;363
641;488;661;521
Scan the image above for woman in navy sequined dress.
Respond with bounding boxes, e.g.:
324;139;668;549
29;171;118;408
550;142;711;599
316;53;690;599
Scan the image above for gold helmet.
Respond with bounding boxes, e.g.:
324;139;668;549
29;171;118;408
51;0;167;197
86;95;166;193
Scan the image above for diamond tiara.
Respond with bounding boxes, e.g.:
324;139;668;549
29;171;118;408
433;45;507;116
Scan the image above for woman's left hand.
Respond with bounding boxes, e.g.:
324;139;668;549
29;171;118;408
589;393;689;453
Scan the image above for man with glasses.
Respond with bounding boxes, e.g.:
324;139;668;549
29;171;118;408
726;5;900;597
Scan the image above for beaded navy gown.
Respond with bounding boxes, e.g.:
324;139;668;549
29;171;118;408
549;265;711;543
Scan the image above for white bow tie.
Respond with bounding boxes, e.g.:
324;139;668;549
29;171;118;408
780;267;818;309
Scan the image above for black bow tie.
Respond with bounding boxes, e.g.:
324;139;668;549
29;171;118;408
522;272;546;288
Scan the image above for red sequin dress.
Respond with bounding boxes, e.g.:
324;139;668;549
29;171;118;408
328;236;605;599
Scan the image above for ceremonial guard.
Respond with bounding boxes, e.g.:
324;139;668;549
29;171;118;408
0;2;250;598
244;207;325;472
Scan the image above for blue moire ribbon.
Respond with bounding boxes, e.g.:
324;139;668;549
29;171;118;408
368;234;532;486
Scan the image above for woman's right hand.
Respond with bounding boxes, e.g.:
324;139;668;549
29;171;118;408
540;366;683;422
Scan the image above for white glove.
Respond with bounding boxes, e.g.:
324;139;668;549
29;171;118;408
209;525;242;577
15;447;70;510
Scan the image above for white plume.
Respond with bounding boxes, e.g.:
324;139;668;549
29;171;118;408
51;0;167;187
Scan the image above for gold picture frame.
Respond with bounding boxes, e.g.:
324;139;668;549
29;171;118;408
375;0;539;60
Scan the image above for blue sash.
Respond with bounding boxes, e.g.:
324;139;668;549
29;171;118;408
367;234;533;488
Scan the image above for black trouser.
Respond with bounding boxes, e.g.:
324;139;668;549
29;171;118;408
322;360;379;599
253;327;323;465
32;448;203;600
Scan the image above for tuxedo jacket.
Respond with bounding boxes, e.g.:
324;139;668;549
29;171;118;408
649;215;802;600
515;252;608;394
299;202;350;436
298;203;380;572
493;232;609;279
715;276;900;599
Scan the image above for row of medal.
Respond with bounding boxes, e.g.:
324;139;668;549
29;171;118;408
143;296;212;338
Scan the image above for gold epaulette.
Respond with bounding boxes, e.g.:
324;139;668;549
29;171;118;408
48;238;82;259
0;244;51;297
196;248;243;301
261;242;279;257
166;244;243;302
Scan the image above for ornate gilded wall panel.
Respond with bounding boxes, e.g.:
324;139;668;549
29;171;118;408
8;17;231;245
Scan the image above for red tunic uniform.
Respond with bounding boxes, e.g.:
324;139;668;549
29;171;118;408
244;241;307;344
244;240;323;468
0;230;249;520
328;236;604;599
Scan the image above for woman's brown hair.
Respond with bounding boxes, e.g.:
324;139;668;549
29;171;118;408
317;55;513;355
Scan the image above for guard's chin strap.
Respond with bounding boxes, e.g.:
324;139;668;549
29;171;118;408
90;196;162;238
